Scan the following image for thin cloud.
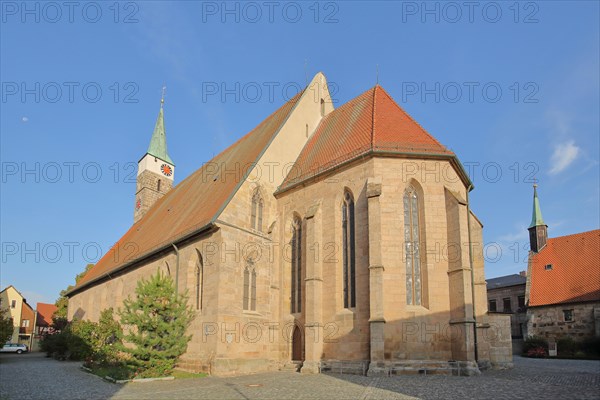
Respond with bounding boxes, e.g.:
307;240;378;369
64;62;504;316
549;140;580;175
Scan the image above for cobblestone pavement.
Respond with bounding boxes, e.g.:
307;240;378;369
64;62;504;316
1;353;599;400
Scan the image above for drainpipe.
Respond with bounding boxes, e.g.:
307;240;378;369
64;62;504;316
465;184;479;362
172;244;180;296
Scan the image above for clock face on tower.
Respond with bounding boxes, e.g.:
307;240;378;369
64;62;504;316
160;164;173;177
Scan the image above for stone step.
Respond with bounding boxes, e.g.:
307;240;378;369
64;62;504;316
281;361;302;372
320;360;370;376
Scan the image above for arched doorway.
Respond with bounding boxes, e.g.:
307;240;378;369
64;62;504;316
292;325;305;361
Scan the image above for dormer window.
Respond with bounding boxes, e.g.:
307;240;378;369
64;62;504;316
544;264;553;270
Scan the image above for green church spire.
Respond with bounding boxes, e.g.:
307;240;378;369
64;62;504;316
529;184;545;228
146;89;174;165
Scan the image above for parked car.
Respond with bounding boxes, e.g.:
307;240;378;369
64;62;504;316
1;343;28;354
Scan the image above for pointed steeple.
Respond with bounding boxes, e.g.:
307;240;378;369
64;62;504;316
529;184;545;228
528;183;548;253
134;88;175;223
146;89;174;165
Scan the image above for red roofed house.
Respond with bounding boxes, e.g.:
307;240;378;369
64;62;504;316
35;303;57;335
29;302;58;351
65;73;512;376
525;185;600;340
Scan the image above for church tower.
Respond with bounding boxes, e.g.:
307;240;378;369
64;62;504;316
134;92;175;223
528;183;547;253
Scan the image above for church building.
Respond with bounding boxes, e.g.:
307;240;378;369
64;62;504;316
66;73;512;376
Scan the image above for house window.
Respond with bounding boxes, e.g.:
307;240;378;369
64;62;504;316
342;190;356;309
518;295;525;309
320;99;325;116
195;251;204;310
404;185;422;305
563;309;574;322
243;262;257;311
21;320;29;328
305;123;309;138
489;299;497;312
503;297;512;312
251;189;264;232
157;179;161;192
291;217;302;313
11;300;16;308
544;264;553;270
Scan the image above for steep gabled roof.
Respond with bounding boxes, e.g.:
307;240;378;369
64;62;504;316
36;303;57;327
278;85;459;192
529;229;600;306
486;274;526;290
72;91;305;293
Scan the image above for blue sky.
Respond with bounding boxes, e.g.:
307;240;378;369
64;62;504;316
1;1;598;306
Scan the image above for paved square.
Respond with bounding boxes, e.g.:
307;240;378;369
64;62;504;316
1;353;599;399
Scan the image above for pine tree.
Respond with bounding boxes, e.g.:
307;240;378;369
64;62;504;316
119;271;194;377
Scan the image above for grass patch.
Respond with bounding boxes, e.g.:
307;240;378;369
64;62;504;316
172;369;207;379
86;364;206;381
88;364;134;380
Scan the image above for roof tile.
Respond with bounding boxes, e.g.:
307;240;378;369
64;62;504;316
280;86;453;190
74;91;304;291
529;229;600;306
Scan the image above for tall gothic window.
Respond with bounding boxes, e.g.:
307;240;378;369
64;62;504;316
195;251;203;310
342;190;356;308
404;185;422;305
251;189;264;232
243;261;257;311
291;217;302;313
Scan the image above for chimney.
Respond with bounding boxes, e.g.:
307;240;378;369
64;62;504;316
519;271;526;277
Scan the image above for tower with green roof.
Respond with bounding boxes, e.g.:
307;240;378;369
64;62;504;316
528;184;547;252
134;89;175;223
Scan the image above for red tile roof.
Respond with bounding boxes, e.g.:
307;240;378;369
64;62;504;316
279;85;455;191
72;91;304;293
36;303;57;327
529;229;600;307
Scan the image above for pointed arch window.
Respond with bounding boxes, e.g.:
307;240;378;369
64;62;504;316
243;262;257;311
195;252;204;310
251;189;264;232
404;186;422;305
342;190;356;308
291;217;302;313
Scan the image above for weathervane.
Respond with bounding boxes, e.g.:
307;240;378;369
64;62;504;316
161;85;166;108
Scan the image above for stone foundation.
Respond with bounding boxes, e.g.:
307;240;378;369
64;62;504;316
367;360;480;376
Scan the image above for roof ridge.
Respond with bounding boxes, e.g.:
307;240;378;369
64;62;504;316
548;229;600;241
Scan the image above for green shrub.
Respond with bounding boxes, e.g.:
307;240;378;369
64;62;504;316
39;311;122;362
522;335;548;355
557;337;576;356
579;337;600;357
